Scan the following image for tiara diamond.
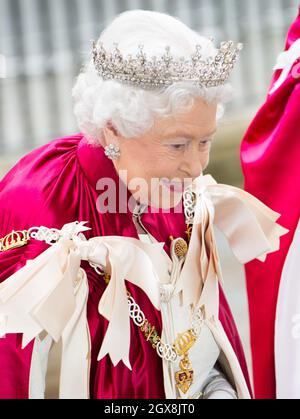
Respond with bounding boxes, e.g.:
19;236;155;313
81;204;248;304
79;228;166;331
92;40;243;90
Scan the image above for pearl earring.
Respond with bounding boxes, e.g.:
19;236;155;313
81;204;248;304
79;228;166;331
104;144;121;160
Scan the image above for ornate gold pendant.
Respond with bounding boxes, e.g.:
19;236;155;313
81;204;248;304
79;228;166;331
175;355;194;393
173;330;196;394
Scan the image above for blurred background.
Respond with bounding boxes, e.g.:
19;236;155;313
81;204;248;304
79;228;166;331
0;0;299;395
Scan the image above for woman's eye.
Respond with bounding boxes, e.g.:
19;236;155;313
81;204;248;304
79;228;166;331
200;139;212;146
170;144;185;150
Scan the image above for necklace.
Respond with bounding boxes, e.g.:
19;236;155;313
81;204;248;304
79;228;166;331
100;215;203;395
100;190;199;394
121;273;205;394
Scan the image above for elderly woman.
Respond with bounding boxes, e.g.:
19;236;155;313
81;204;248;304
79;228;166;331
0;10;287;399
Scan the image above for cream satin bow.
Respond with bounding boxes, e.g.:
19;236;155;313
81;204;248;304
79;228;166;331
269;38;300;94
84;236;164;369
175;174;289;313
0;232;90;398
0;222;166;397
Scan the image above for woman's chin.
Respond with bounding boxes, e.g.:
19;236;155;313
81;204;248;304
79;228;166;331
130;184;184;211
148;188;183;210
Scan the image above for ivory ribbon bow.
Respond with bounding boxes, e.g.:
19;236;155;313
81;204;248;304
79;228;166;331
175;174;289;313
0;222;166;397
269;38;300;94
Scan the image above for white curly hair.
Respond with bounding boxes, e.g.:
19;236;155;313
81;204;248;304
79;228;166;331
72;9;233;146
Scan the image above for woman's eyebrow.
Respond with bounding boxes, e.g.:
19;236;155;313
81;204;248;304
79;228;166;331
164;128;217;140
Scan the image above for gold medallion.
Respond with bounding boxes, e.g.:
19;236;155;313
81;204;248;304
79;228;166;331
173;330;196;394
175;355;194;393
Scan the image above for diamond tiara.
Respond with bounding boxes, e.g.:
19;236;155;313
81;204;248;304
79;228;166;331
92;40;243;90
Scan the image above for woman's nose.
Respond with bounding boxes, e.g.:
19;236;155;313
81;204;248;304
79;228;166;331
180;150;206;179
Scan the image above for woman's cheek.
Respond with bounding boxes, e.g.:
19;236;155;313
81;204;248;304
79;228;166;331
202;153;210;171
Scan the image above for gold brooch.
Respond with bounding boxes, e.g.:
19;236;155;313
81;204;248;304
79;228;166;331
169;236;188;258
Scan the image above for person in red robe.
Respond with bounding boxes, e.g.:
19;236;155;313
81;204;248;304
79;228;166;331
241;6;300;399
0;131;255;399
0;9;287;399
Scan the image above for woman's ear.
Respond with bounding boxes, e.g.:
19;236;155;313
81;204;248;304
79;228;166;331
102;121;120;147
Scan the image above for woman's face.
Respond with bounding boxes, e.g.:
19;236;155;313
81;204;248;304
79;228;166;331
103;97;217;209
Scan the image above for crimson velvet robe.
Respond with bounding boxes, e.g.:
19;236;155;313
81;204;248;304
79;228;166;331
0;134;251;398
